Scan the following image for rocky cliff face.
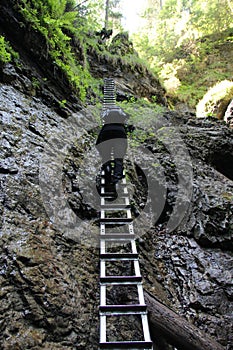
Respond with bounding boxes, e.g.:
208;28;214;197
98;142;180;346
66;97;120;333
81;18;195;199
0;2;232;349
0;78;232;349
0;83;100;349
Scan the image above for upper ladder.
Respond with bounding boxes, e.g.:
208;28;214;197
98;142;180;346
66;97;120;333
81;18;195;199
103;78;116;110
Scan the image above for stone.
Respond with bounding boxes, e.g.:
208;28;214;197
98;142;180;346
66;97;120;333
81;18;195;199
1;63;19;83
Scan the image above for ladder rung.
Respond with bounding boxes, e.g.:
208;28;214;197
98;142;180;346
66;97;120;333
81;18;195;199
99;234;135;241
100;194;118;199
100;276;142;284
101;204;130;209
100;188;116;193
100;173;124;179
99;341;153;349
101;194;129;200
99;304;147;315
100;218;132;224
101;190;129;196
100;253;138;260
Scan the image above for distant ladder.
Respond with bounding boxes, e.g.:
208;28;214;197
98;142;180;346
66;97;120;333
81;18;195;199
103;77;116;110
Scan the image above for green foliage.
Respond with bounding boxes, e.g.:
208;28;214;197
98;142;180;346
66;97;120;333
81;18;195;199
118;98;166;130
105;0;123;31
0;36;19;64
8;0;152;103
17;0;99;101
133;0;233;109
58;99;67;108
191;0;233;36
0;36;11;63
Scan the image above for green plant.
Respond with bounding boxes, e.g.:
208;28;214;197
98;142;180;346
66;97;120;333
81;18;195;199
31;77;40;89
0;36;11;63
0;36;19;64
58;99;67;108
17;0;99;101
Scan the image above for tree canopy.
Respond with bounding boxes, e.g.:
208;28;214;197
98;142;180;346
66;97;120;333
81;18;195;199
131;0;233;107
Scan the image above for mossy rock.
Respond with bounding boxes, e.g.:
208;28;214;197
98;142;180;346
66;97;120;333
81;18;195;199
196;80;233;119
109;32;137;56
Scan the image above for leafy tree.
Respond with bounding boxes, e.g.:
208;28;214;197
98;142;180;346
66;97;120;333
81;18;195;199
136;0;233;63
104;0;123;31
132;0;233;108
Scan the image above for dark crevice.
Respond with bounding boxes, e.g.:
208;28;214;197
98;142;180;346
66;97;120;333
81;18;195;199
210;151;233;181
0;167;18;174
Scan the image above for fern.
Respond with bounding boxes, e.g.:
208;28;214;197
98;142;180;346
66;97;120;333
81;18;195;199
0;36;19;64
16;0;100;101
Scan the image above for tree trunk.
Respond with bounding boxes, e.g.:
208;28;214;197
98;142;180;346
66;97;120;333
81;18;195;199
105;0;110;30
144;291;225;350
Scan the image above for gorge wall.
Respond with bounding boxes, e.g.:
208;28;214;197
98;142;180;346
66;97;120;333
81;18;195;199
0;1;233;349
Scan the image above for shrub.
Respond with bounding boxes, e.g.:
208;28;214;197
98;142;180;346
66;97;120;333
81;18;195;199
0;36;19;64
17;0;98;101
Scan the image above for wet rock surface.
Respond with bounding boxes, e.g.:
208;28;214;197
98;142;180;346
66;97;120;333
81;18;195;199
137;116;233;349
0;1;231;348
0;84;100;349
0;81;232;349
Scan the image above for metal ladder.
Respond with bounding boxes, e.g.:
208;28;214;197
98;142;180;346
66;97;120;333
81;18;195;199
99;173;153;349
103;78;116;110
98;78;153;349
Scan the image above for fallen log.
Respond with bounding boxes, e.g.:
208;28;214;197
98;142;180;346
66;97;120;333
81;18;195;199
144;291;224;350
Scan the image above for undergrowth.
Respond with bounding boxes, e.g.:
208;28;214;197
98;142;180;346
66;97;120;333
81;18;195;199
17;0;99;101
0;36;19;64
156;30;233;109
15;0;149;103
117;99;166;147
